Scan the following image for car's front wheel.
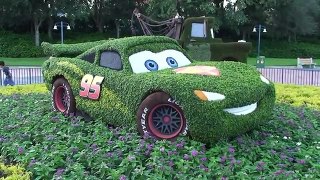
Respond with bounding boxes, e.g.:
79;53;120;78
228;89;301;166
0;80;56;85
137;92;187;140
52;78;76;116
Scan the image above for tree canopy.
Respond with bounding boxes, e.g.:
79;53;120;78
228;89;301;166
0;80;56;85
1;0;320;45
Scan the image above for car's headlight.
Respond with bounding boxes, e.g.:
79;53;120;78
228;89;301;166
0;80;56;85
260;75;270;84
194;90;225;101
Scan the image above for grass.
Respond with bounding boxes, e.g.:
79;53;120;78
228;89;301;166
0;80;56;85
0;57;48;66
0;84;319;179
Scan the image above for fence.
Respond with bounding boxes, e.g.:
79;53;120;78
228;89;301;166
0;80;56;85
258;67;320;86
0;67;43;86
0;67;319;86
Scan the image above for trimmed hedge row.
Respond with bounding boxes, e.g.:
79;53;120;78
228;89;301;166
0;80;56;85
42;36;275;144
249;40;320;58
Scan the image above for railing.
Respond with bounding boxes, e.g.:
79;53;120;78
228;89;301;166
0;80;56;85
0;67;319;87
0;67;43;86
258;67;320;86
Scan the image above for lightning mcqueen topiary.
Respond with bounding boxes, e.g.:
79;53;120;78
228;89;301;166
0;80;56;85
41;36;275;144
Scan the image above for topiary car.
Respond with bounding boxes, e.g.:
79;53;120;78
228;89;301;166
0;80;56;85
41;36;275;144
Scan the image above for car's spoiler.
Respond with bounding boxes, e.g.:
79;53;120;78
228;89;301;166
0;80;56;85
41;39;110;57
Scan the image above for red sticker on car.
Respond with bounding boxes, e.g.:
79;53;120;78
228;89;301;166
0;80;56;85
79;74;104;100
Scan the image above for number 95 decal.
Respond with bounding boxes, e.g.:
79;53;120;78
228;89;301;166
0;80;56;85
79;74;104;100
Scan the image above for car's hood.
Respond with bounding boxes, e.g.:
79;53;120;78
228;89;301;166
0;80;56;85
128;61;272;109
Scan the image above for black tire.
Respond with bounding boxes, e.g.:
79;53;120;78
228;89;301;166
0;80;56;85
52;78;76;116
136;92;187;140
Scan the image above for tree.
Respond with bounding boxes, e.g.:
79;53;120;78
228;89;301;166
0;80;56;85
267;0;320;42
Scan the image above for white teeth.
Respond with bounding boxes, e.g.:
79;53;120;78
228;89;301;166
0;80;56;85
260;75;270;84
224;103;257;116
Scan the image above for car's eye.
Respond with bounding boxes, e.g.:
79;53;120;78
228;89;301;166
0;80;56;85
166;57;178;68
144;60;159;71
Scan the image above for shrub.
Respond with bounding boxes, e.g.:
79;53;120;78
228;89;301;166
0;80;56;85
0;31;44;58
0;162;31;180
0;84;48;95
275;83;320;110
249;40;320;58
210;42;252;63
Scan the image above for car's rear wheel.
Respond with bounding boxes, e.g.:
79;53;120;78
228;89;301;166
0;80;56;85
137;92;187;140
52;78;76;116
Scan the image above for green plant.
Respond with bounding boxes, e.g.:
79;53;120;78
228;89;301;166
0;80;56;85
0;89;319;179
275;83;320;110
41;35;275;144
0;84;48;95
0;162;31;180
0;31;44;58
41;40;110;58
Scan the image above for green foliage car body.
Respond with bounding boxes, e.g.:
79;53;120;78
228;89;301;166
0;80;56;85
41;36;275;144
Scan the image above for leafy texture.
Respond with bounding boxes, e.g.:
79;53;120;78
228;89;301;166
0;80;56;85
275;83;320;110
0;89;319;179
41;36;275;144
0;162;31;180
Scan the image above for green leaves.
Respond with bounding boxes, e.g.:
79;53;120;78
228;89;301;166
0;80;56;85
0;83;320;179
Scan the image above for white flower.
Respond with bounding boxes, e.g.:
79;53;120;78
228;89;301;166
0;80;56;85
296;142;302;146
283;136;288;140
316;146;320;150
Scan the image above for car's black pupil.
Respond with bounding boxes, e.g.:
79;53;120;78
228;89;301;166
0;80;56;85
170;60;175;64
149;63;154;67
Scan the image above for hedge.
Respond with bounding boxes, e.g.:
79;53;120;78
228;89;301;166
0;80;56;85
249;40;320;58
0;31;44;58
42;35;275;144
210;42;252;63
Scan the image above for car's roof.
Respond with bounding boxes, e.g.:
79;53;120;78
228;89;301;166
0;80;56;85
77;36;181;58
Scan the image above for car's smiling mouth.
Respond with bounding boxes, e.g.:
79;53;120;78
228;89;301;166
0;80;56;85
194;90;259;116
223;102;258;116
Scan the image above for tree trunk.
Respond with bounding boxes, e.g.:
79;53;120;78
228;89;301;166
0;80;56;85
115;20;120;38
33;16;44;46
97;23;104;33
35;26;40;46
48;16;53;40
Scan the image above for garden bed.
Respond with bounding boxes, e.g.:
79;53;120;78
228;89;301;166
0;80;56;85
0;84;319;179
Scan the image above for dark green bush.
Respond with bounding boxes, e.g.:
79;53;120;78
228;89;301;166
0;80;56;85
249;40;320;58
210;42;252;63
0;31;44;58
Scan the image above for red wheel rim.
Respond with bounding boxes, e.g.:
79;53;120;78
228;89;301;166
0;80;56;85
148;104;184;139
54;86;69;112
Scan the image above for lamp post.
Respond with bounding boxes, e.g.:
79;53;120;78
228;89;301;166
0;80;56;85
252;24;267;57
53;12;71;44
253;24;267;68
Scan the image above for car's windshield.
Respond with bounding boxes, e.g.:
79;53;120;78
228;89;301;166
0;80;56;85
128;49;191;74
